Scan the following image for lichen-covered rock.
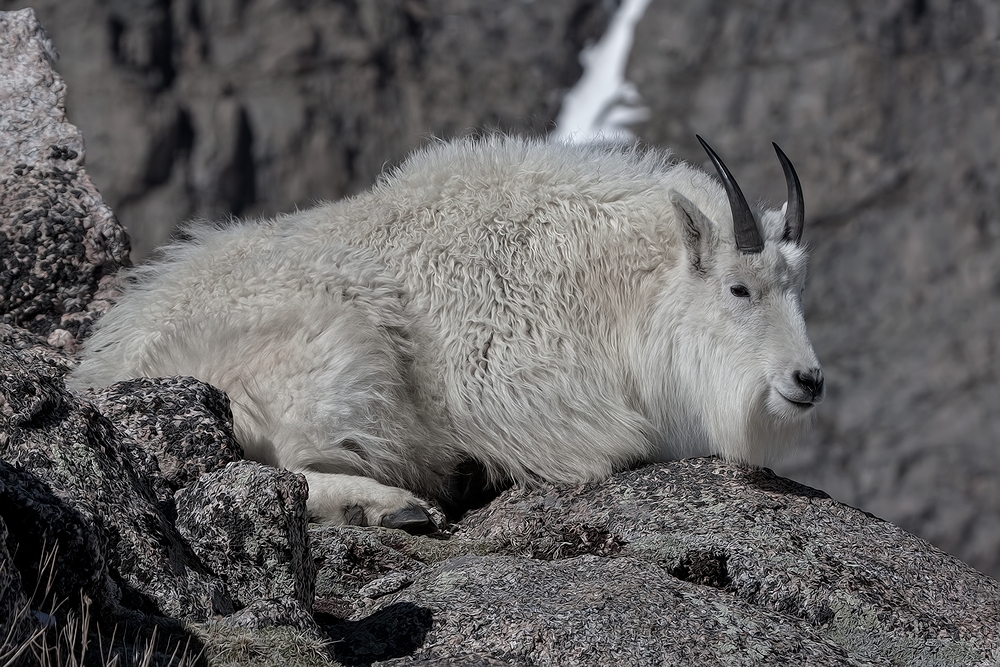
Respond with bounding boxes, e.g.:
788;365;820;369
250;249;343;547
456;461;1000;665
0;345;233;621
83;376;243;492
312;525;429;613
175;460;315;611
337;554;881;667
0;8;129;345
313;459;1000;666
0;323;76;374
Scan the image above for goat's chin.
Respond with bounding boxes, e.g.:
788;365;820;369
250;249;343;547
765;386;818;422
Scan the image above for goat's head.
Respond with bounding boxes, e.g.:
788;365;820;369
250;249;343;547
642;137;823;464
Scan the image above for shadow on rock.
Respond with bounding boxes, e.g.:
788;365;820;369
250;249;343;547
744;467;831;499
321;601;433;665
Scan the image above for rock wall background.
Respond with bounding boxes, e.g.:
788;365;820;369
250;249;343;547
0;0;612;260
2;0;998;580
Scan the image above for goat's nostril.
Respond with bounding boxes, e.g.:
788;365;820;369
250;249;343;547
795;369;824;399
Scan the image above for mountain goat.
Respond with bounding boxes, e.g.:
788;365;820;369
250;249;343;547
70;135;824;533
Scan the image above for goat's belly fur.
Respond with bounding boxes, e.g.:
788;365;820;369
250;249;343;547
71;136;811;527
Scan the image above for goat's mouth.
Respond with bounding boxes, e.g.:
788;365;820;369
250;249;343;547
773;389;818;413
778;391;817;412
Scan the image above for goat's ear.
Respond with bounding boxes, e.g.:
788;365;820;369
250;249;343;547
670;191;716;274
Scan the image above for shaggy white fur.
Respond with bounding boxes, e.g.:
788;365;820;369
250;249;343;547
70;136;823;530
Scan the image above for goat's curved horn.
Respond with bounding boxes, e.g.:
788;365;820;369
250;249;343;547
773;142;804;244
696;135;763;254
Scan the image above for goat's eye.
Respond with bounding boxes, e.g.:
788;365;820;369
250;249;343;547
730;284;751;298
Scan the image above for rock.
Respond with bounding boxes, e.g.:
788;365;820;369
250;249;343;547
0;340;323;650
175;460;315;611
0;8;130;345
314;460;1000;666
627;0;1000;580
0;345;233;621
83;376;243;493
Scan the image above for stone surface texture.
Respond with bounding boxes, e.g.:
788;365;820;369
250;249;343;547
176;460;315;610
2;6;1000;667
0;345;233;621
0;8;130;345
311;462;1000;666
83;376;243;492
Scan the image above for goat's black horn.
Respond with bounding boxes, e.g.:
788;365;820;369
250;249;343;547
772;142;804;244
697;135;763;254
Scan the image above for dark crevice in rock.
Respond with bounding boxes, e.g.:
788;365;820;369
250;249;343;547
668;550;731;589
322;601;433;665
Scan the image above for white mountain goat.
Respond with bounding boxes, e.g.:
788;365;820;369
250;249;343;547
70;135;824;533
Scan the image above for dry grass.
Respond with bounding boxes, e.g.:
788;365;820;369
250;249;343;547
1;545;200;667
189;623;332;667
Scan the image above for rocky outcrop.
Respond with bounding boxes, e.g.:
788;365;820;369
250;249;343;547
626;0;1000;581
2;7;999;666
0;8;129;345
3;335;999;665
316;462;1000;665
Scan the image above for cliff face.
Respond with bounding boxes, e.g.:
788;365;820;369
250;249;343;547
5;0;613;260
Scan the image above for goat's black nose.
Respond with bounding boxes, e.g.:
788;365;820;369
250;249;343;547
795;368;825;401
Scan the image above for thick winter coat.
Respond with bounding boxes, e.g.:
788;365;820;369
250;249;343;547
70;136;824;532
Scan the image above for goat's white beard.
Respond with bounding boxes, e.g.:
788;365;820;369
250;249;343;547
675;355;812;467
764;384;818;422
718;384;814;466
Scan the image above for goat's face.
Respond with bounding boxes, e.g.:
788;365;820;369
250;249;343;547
640;139;823;464
694;222;823;422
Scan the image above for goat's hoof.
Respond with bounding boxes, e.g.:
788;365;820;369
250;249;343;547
381;503;437;534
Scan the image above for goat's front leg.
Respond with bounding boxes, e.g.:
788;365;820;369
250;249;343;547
300;471;437;534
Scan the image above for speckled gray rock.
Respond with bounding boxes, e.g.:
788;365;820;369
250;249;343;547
352;555;883;667
175;460;315;611
461;461;1000;665
312;525;429;613
0;323;76;374
83;376;243;492
0;339;321;646
0;8;129;346
312;459;1000;666
0;345;233;621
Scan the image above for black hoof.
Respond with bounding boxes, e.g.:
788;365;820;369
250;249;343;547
381;504;437;535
